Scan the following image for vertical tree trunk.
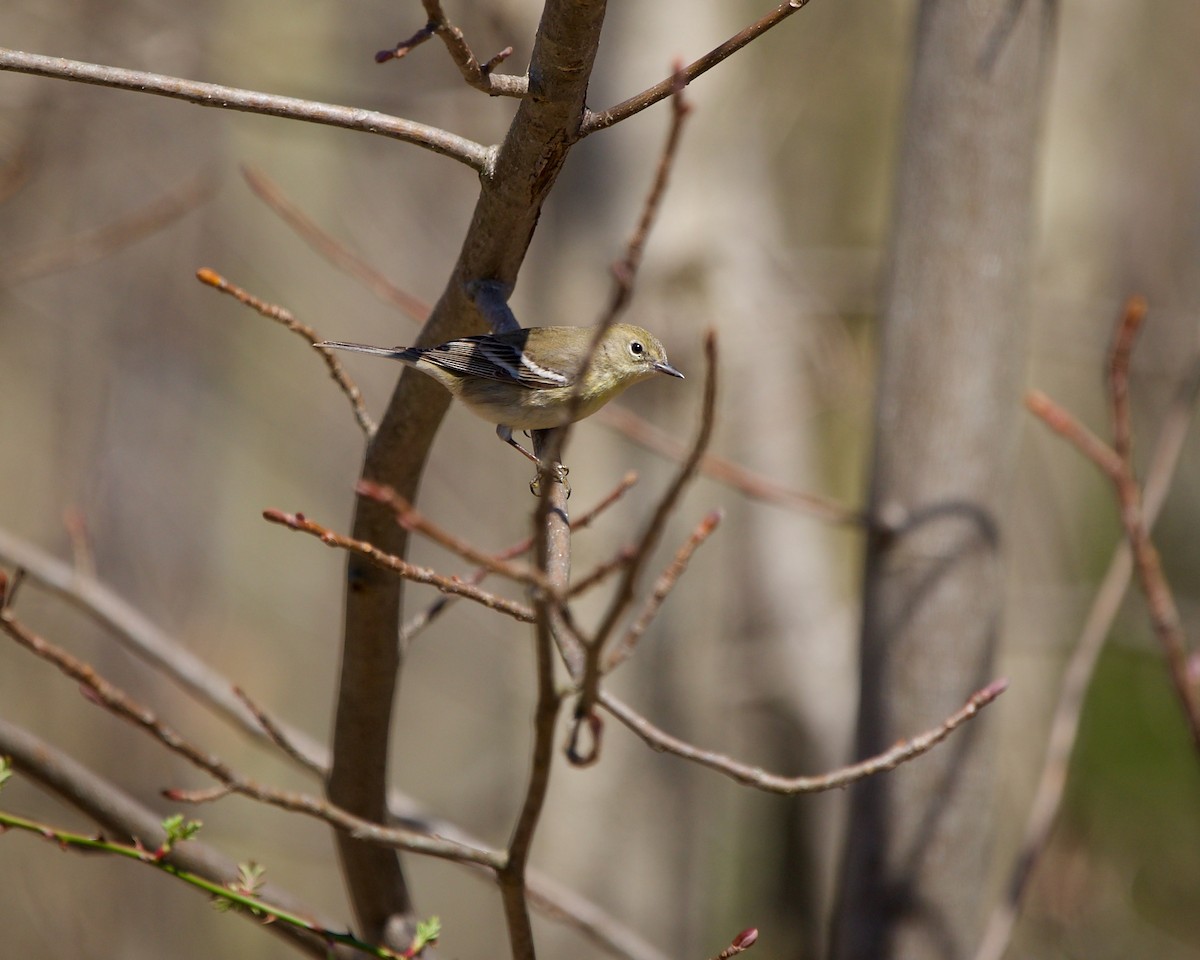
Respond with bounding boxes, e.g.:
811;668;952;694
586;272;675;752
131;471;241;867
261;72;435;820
831;3;1055;958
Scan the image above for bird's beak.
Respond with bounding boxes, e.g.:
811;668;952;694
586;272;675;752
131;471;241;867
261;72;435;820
654;361;685;379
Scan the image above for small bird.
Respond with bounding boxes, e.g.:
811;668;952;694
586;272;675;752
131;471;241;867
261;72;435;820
319;323;683;485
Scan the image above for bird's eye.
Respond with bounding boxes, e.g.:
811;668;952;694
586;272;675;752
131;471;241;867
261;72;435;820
629;340;645;357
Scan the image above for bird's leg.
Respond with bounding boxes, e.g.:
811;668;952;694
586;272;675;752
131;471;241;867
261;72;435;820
496;425;569;497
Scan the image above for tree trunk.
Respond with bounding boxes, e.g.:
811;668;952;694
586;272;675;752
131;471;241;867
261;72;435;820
831;2;1055;958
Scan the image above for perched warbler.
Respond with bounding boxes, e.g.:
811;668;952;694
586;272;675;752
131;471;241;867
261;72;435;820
318;323;684;476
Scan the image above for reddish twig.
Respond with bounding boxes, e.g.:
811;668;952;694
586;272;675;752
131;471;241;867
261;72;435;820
584;0;818;133
240;166;431;322
357;480;545;588
598;404;858;523
604;509;722;672
1104;299;1200;751
601;64;691;322
1024;389;1122;479
0;172;216;284
600;679;1008;794
196;268;377;438
262;508;535;623
709;929;759;960
978;342;1200;960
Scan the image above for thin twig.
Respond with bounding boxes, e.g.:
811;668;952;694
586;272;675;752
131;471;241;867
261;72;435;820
977;333;1200;960
583;0;817;133
196;268;377;438
601;679;1008;794
1103;298;1200;750
577;331;718;718
598;404;858;523
0;604;502;867
357;480;545;588
604;509;722;672
262;508;535;622
0;48;494;173
1024;389;1122;480
0;172;216;284
600;64;691;322
416;0;526;97
233;686;321;775
240;165;430;322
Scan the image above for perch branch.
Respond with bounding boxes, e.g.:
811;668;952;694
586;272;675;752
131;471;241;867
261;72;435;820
0;47;493;173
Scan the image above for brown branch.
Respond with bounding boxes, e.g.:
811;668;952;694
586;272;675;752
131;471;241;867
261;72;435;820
1103;299;1200;750
418;0;525;97
399;472;638;642
600;679;1008;794
357;480;545;588
196;268;377;438
1024;389;1122;479
0;48;493;173
604;509;722;672
598;403;858;523
576;331;718;719
0;171;216;284
262;508;535;622
978;338;1200;960
0;604;502;868
583;0;818;133
240;165;431;323
0;530;670;960
601;65;691;322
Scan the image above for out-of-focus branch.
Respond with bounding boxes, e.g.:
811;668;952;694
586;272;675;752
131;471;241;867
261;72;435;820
197;269;378;438
1026;297;1200;752
0;533;667;960
601;679;1008;794
0;603;503;868
600;66;691;323
240;166;431;323
604;509;722;672
0;720;357;960
0;48;493;173
0;172;215;284
977;332;1200;960
583;0;817;133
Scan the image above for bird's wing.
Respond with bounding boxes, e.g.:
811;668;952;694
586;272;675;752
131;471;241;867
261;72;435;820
421;336;575;389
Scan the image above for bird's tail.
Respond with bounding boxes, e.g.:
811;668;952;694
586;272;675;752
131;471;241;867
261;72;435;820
316;341;417;362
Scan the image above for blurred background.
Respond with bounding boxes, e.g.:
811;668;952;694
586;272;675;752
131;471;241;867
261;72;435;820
2;1;1199;958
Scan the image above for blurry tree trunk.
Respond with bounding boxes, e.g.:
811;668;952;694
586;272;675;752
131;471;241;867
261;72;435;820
831;3;1055;958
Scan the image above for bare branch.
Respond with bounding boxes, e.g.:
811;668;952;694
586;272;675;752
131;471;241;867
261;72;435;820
978;333;1200;960
604;509;722;672
0;171;216;284
0;47;494;173
583;0;817;133
600;679;1008;794
414;0;527;97
600;66;691;322
197;268;378;438
240;165;431;323
598;403;858;523
262;508;535;622
0;604;502;868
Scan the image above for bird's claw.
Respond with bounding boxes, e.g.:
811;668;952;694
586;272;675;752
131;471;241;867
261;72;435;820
529;464;570;498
